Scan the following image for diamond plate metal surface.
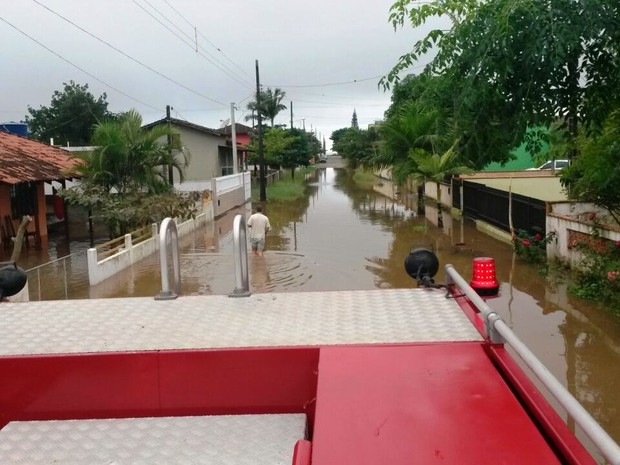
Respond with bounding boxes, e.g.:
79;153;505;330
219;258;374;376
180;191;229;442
0;414;306;465
0;288;481;356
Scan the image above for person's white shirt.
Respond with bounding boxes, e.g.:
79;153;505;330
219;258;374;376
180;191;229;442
247;212;270;240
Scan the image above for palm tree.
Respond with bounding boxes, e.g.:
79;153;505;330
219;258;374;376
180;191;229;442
85;109;189;195
374;102;442;181
66;110;191;238
246;88;287;126
371;101;445;213
409;140;473;227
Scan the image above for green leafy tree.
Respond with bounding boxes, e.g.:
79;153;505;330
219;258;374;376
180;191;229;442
60;110;194;236
331;127;378;169
246;88;287;126
561;108;620;225
247;127;317;179
282;128;319;179
26;81;115;146
266;127;295;166
384;0;620;164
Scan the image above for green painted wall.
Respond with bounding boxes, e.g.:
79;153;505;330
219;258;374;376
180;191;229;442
484;129;550;171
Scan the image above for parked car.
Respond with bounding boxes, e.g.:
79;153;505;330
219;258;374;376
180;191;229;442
526;159;569;170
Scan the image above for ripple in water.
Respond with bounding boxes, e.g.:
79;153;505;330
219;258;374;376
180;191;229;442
179;251;313;295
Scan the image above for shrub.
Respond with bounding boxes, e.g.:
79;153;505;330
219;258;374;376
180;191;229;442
512;228;556;264
571;233;620;311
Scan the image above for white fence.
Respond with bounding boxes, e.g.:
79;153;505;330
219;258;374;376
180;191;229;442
213;172;248;195
87;208;212;285
211;171;252;218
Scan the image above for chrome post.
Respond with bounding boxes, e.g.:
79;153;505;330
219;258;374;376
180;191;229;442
229;214;250;297
155;217;181;300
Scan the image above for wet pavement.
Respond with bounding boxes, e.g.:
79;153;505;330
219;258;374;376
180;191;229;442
5;165;620;462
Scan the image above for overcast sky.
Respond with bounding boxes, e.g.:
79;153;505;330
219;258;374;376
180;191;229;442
0;0;440;148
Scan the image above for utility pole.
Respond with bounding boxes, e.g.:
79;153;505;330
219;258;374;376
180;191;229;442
302;118;306;131
256;60;266;202
230;102;238;174
166;105;173;185
290;101;293;129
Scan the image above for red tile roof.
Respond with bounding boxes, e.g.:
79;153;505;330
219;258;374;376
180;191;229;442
0;131;80;185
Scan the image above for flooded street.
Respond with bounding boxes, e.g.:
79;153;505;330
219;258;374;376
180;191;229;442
10;166;620;460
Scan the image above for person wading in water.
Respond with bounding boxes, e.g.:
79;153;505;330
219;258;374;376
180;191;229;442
247;206;271;257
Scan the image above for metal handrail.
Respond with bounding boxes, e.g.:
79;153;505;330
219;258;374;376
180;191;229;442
445;264;620;465
155;217;180;300
229;214;250;297
25;251;82;272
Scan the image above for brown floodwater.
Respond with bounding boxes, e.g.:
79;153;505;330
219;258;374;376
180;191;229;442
10;166;620;462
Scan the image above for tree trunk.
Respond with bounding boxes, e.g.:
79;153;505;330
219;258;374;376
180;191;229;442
417;183;425;216
10;215;32;263
436;182;444;228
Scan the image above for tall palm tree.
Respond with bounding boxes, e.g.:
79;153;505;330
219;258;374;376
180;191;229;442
374;102;442;183
409;140;473;227
246;88;287;126
370;101;446;213
85;109;188;195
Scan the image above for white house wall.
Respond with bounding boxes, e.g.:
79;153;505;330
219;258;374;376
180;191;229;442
172;126;225;183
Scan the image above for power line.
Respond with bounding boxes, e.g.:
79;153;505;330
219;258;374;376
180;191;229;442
131;0;253;89
0;15;161;111
32;0;229;106
269;74;384;88
130;0;196;48
161;0;252;80
293;99;388;108
270;65;427;89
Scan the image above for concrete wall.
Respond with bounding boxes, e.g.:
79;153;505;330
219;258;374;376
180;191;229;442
423;181;452;208
459;171;567;202
547;202;620;268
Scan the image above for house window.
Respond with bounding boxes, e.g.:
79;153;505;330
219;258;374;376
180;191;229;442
219;148;234;176
10;182;36;219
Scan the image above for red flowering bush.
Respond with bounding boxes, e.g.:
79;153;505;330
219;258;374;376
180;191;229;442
571;229;620;310
513;228;556;263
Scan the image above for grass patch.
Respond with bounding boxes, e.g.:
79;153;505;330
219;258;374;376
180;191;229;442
251;167;315;201
352;168;377;189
